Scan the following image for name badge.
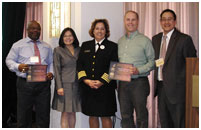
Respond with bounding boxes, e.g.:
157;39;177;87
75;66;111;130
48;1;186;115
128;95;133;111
84;50;90;53
30;56;39;63
155;58;164;67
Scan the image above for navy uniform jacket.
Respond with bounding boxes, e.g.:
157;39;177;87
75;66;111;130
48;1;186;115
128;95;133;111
77;38;118;116
77;38;118;86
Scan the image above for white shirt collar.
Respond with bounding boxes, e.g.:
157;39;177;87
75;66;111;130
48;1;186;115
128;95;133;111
26;37;41;44
95;38;105;45
163;28;174;39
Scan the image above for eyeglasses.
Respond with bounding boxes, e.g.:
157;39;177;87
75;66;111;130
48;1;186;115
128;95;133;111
160;18;174;22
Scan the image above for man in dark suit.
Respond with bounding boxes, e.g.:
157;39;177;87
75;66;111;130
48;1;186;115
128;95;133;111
152;9;197;128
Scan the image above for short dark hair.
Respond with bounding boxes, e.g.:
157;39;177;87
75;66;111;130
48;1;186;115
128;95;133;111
58;27;79;48
124;10;139;20
89;19;110;38
160;9;176;20
27;20;41;30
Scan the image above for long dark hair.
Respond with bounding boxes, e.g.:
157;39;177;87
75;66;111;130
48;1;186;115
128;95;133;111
59;27;79;48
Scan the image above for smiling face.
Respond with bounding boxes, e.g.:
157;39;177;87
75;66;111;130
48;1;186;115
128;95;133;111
27;21;41;41
124;12;139;35
93;22;106;42
160;12;176;35
63;31;74;46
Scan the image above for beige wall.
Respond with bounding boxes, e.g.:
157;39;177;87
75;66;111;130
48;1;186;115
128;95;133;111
49;2;124;128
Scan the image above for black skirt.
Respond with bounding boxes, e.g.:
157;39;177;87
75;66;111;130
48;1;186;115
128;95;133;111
80;81;117;117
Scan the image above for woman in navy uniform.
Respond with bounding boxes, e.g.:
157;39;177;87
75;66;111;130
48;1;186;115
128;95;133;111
77;19;118;128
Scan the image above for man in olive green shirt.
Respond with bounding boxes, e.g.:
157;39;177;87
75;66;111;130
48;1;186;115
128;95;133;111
118;10;155;128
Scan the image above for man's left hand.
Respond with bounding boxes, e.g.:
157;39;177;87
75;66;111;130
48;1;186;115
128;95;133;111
131;66;139;75
46;72;53;80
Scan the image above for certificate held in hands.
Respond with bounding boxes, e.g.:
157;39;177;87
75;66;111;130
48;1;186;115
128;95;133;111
109;62;133;82
27;65;48;82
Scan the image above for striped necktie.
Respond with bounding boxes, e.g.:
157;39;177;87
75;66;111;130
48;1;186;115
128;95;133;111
34;41;41;64
159;35;167;80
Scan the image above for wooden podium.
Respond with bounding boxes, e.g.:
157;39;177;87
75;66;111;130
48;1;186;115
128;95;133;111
185;58;199;128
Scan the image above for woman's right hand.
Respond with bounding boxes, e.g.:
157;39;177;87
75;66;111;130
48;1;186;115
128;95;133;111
84;79;97;89
57;88;64;96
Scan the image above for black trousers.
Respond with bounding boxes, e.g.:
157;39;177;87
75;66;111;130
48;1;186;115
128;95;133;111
16;77;51;128
118;77;150;128
157;81;185;128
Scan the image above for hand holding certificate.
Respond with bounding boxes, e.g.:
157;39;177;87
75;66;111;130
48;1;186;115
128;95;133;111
27;65;48;82
109;62;133;82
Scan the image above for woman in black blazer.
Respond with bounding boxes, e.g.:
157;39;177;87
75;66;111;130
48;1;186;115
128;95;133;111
52;28;81;128
77;19;118;128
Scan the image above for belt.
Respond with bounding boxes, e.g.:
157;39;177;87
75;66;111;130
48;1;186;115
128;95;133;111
18;76;26;80
131;77;148;81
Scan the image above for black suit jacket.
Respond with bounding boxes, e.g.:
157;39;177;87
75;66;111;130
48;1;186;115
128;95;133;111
152;28;197;104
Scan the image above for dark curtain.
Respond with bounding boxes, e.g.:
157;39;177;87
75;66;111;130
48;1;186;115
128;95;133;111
2;2;26;128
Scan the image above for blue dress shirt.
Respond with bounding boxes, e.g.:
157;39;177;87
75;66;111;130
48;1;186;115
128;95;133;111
6;37;53;78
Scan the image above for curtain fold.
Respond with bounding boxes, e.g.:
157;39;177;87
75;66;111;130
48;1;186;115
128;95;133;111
124;2;199;128
23;2;43;39
2;2;26;128
124;2;198;55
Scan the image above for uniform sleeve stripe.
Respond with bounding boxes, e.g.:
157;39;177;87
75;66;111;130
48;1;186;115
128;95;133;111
101;73;110;83
78;71;87;80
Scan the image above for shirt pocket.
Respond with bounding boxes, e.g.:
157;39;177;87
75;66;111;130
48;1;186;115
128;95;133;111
18;46;33;62
129;44;145;59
